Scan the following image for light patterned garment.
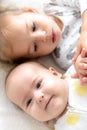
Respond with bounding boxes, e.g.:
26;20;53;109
44;0;87;70
55;68;87;130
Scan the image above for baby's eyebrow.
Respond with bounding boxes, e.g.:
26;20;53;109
32;75;41;86
25;21;29;34
32;76;37;86
21;78;35;108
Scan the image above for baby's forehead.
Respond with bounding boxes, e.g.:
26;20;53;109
6;65;27;89
7;62;45;82
10;62;43;75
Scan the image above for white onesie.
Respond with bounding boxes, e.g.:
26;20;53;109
55;66;87;130
44;0;87;70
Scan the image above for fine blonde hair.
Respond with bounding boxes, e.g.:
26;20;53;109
0;7;26;62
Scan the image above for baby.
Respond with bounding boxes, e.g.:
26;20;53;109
44;0;87;82
5;60;87;130
1;1;87;81
0;7;63;62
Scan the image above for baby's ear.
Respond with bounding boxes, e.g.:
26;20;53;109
49;67;58;76
49;67;62;78
22;7;39;13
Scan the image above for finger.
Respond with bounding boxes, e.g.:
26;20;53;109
80;76;87;85
81;48;87;58
79;74;85;85
78;63;87;71
80;58;87;64
79;69;87;75
72;47;81;63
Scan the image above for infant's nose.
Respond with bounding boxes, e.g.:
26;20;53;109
35;92;46;109
37;31;46;42
39;95;44;102
36;94;44;103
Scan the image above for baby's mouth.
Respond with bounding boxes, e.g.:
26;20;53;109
45;96;53;110
52;30;56;43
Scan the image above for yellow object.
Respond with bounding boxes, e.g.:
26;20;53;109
73;81;87;96
66;111;80;125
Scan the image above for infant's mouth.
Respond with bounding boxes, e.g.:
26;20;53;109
52;30;56;43
45;96;53;110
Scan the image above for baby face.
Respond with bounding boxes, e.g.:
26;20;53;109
6;62;68;121
4;11;62;60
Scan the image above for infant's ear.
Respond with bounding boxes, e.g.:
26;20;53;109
49;67;58;76
22;7;39;13
49;67;62;78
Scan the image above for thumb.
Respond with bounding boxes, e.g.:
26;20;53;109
81;48;86;58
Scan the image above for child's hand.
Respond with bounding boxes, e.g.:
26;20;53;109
72;32;87;63
73;10;87;63
72;48;87;84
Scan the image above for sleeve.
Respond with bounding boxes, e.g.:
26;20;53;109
43;0;80;16
44;0;87;15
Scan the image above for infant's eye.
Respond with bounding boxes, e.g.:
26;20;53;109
26;99;32;107
36;81;42;89
32;23;36;32
34;43;37;51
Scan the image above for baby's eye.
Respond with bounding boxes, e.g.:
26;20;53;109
32;23;36;32
34;43;37;51
26;99;32;107
36;80;42;89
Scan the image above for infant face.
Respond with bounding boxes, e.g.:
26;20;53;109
6;62;68;121
3;12;62;60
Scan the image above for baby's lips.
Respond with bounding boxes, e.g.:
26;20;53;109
45;96;53;110
52;30;56;43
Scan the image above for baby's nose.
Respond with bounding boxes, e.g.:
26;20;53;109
36;94;44;103
35;92;46;109
36;30;46;42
